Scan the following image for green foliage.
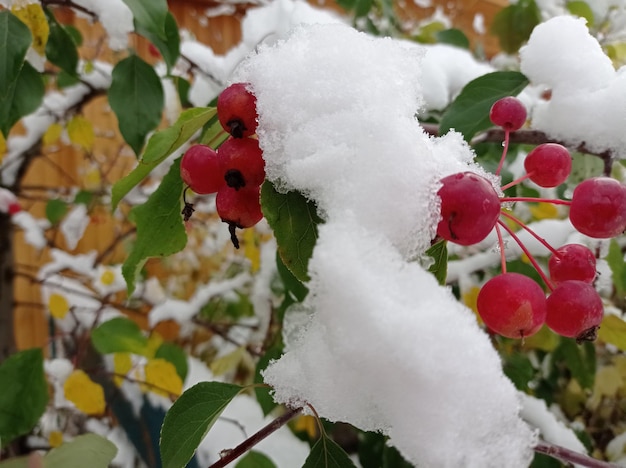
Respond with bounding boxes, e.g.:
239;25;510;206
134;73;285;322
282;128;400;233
0;349;48;445
435;28;470;49
503;352;536;391
566;1;594;26
0;60;44;137
235;451;277;468
261;182;323;282
45;198;69;224
0;434;117;468
491;0;541;54
44;8;79;77
160;381;243;468
439;71;529;141
337;0;373;18
0;11;31;98
606;239;626;296
425;240;448;285
122;158;187;294
358;432;412;468
303;431;357;468
111;107;216;209
108;55;164;155
91;317;150;355
553;339;596;390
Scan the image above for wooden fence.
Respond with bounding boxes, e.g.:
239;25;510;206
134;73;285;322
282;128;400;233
12;0;508;350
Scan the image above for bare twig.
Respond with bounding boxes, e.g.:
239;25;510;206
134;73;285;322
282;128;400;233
535;439;620;468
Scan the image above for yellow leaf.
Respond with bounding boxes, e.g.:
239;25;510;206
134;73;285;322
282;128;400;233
11;3;49;55
243;229;260;272
462;286;482;324
597;314;626;351
588;366;623;410
48;430;63;448
522;325;560;352
210;347;245;376
292;415;318;439
144;332;164;358
43;123;63;146
144;358;182;397
529;202;559;220
83;165;101;190
48;293;69;319
113;352;132;387
0;132;6;161
67;115;95;151
64;369;106;415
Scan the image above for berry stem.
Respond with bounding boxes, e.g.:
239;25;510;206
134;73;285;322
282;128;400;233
501;197;572;206
500;173;531;192
495;129;511;176
499;210;560;256
497;220;555;291
495;223;507;273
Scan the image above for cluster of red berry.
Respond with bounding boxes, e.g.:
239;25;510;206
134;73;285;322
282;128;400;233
180;83;265;248
437;96;626;343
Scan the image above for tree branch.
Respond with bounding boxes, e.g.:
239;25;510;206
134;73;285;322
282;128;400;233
535;439;619;468
208;406;302;468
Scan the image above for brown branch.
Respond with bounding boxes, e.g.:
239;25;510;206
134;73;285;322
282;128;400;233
208;406;302;468
535;439;620;468
40;0;97;19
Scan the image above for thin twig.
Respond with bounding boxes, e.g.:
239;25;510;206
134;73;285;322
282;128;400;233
535;439;620;468
208;406;302;468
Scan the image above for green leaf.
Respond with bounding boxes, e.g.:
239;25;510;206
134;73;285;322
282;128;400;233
0;11;31;100
122;0;169;40
425;240;447;285
553;338;595;390
261;182;323;282
160;381;243;468
606;239;626;295
155;342;188;381
73;190;94;206
56;69;80;88
45;198;68;224
382;444;412;468
566;1;594;27
597;314;626;351
108;55;164;155
64;24;82;46
503;353;535;391
0;61;45;137
254;339;284;416
122;159;187;295
44;8;78;76
44;433;118;468
111;107;215;210
91;317;149;355
303;433;357;468
439;71;529;141
142;12;180;71
435;28;470;49
0;348;48;445
198;111;228;148
236;451;277;468
490;0;541;54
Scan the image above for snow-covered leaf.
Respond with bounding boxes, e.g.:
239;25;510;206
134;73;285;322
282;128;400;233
425;240;447;285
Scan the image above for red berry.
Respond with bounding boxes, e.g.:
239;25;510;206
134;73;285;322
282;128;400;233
217;83;258;139
523;143;572;187
545;280;603;341
477;273;547;339
436;172;501;245
218;137;265;190
548;244;596;285
148;43;161;58
489;96;527;131
216;185;263;249
569;177;626;238
8;202;21;215
180;144;224;194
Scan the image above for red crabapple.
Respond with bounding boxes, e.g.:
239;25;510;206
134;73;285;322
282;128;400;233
546;280;603;342
8;202;21;215
569;177;626;238
218;137;265;190
489;96;527;132
180;144;224;194
548;244;596;285
436;172;501;245
217;83;258;139
523;143;572;187
477;273;547;339
216;185;263;249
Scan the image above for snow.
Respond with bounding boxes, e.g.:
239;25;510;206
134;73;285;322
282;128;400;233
60;204;90;250
11;211;49;250
520;16;626;157
234;23;536;467
72;0;133;50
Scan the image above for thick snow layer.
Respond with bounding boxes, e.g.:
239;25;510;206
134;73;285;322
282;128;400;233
520;16;626;157
235;23;536;467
